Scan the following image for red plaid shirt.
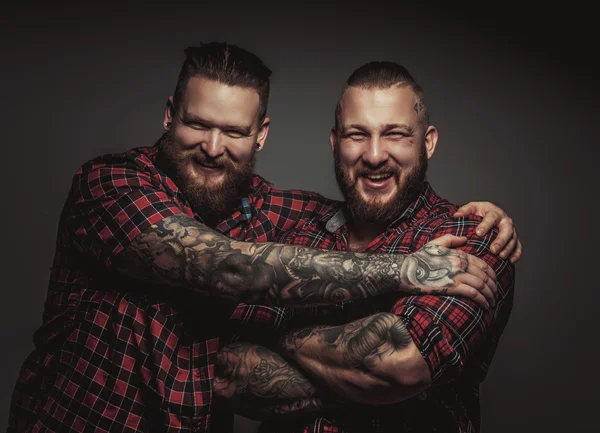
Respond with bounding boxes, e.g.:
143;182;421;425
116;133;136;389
7;143;333;433
258;183;515;433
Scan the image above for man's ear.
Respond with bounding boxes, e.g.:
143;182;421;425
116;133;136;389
256;117;270;151
424;125;438;159
163;96;175;130
329;128;337;152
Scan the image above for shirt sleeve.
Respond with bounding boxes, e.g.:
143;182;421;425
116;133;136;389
392;215;515;383
63;155;186;270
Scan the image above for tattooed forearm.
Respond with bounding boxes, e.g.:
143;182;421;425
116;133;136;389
213;342;338;419
284;313;412;371
118;214;471;305
281;313;429;404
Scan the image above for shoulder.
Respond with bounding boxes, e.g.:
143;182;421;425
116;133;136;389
75;146;157;177
70;146;167;197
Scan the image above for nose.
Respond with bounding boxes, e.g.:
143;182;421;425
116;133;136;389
200;129;226;158
362;136;389;168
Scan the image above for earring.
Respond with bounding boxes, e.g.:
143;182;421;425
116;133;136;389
165;122;171;128
256;142;261;149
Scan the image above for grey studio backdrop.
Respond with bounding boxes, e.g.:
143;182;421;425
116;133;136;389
1;2;597;432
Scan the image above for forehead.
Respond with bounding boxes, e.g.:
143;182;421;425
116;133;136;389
181;75;261;125
338;85;418;128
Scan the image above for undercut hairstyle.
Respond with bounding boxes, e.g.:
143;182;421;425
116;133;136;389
172;42;272;121
334;61;429;131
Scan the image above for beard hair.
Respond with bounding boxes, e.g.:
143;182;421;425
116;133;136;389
334;142;428;227
156;131;256;225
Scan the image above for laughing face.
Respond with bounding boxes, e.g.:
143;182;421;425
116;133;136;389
332;84;438;226
158;76;269;222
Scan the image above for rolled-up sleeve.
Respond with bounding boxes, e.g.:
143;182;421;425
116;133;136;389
392;215;515;382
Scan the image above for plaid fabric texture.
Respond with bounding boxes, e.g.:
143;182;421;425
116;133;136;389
7;142;332;433
258;183;515;433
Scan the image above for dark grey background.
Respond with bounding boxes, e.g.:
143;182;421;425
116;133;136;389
1;1;597;432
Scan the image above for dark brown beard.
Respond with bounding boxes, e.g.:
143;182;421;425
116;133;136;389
156;132;255;225
334;143;428;227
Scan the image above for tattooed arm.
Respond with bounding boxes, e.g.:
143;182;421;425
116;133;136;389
213;342;342;420
118;215;497;306
279;312;429;404
213;314;426;418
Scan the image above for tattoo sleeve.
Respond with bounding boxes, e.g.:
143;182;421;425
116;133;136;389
213;314;423;416
283;312;412;372
280;313;429;404
118;214;467;305
213;342;343;419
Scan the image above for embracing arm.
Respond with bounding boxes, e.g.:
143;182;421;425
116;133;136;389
118;215;496;306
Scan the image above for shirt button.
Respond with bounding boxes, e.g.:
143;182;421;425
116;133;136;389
193;370;202;379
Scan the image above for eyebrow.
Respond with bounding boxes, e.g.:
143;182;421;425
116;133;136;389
343;124;370;133
381;123;414;134
181;112;253;135
343;123;414;134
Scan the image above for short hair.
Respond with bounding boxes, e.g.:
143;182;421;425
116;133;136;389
334;61;429;130
172;42;272;121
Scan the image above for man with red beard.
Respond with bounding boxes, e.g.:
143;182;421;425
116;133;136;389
215;62;516;433
7;43;518;433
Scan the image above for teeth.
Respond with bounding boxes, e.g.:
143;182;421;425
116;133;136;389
366;173;392;180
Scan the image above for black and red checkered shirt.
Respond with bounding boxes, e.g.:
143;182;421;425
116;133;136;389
258;183;515;433
7;143;334;433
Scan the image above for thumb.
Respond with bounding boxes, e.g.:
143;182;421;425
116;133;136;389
427;234;468;248
453;202;477;217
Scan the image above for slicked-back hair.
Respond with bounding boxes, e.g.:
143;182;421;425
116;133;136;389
334;61;429;131
172;42;272;122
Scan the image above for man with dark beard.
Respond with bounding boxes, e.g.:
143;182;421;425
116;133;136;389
7;43;517;433
215;62;516;433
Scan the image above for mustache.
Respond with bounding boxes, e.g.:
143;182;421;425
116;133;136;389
186;152;232;169
355;165;398;177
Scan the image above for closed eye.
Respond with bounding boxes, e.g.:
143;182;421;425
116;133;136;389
386;131;407;138
345;132;367;140
224;130;246;139
186;121;210;131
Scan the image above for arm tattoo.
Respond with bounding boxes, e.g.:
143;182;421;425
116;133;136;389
283;313;413;372
118;214;468;305
213;342;337;418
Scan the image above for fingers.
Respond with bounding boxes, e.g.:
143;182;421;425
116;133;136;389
446;284;489;309
426;234;468;248
475;210;502;238
457;269;496;307
465;253;497;283
510;240;523;264
487;216;513;253
467;263;498;298
499;232;517;259
453;202;478;218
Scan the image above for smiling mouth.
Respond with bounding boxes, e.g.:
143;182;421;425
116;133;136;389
362;172;393;181
193;158;224;170
357;171;396;190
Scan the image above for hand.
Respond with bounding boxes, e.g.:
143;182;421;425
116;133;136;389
454;201;522;263
405;235;498;309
